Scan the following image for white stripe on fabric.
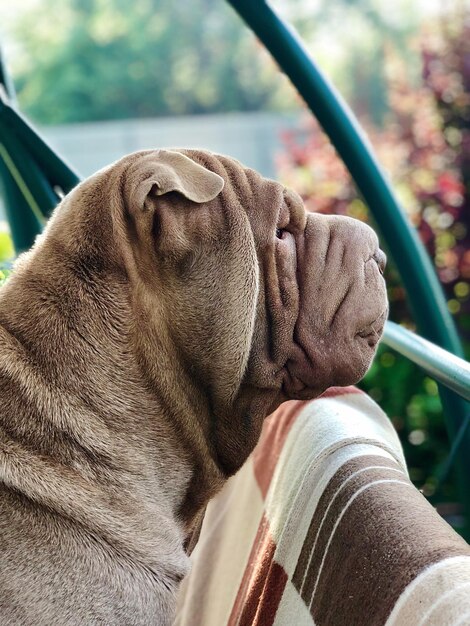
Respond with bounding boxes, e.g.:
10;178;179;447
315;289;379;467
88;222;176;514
385;556;470;626
454;611;470;626
308;479;412;610
264;396;405;576
417;583;470;626
272;579;317;626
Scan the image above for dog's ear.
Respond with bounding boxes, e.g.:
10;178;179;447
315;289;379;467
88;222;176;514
129;150;224;211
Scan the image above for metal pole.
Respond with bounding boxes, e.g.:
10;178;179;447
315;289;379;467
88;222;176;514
0;53;80;251
383;322;470;403
0;89;80;200
0;51;42;252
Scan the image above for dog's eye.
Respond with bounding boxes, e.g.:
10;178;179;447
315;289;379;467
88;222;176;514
276;228;285;239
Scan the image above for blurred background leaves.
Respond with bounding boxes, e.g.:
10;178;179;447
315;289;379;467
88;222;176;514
8;0;294;123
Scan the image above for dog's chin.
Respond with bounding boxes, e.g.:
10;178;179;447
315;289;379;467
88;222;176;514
282;369;315;401
283;309;387;401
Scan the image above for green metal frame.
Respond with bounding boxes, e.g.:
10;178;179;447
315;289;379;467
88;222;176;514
0;3;469;534
0;53;79;251
0;52;42;251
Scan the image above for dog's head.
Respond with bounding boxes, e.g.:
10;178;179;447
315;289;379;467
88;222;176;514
46;148;387;475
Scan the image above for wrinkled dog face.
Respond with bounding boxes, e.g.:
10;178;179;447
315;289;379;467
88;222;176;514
226;165;388;408
246;189;387;402
119;149;387;412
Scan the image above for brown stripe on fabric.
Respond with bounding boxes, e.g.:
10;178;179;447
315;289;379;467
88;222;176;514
238;555;288;626
309;479;470;626
227;513;271;626
319;386;363;398
253;400;307;499
292;455;403;592
227;511;288;626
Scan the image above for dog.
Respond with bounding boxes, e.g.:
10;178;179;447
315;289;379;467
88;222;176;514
0;149;387;625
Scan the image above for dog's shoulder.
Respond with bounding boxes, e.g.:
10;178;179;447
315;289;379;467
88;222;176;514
0;482;181;625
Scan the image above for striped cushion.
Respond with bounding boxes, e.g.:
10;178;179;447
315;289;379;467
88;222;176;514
174;388;470;626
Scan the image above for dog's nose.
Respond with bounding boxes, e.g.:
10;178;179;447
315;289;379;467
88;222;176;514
373;249;387;275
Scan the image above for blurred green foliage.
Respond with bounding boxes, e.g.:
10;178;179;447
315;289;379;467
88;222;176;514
10;0;293;124
8;0;431;127
0;230;14;261
286;0;436;127
0;222;13;286
0;270;10;288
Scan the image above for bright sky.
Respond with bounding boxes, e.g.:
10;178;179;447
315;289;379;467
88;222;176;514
0;0;41;58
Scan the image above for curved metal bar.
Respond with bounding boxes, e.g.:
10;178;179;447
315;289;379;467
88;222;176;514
0;57;80;252
226;0;470;534
0;120;56;223
382;322;470;403
0;89;80;199
0;53;40;252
